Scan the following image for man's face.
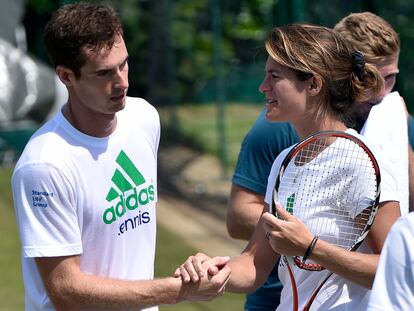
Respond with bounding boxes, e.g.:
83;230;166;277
377;55;400;99
359;54;399;119
70;35;129;116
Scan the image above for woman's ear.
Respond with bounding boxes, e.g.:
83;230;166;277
307;75;322;96
56;66;75;87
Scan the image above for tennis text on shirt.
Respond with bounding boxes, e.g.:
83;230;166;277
103;150;155;225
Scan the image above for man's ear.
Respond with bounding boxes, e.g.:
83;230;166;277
307;75;322;96
56;65;75;87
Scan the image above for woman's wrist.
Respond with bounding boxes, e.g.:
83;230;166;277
302;236;319;262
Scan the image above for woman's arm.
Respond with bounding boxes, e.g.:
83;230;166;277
262;201;400;289
177;205;280;294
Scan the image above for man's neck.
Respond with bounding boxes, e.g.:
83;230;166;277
63;103;117;138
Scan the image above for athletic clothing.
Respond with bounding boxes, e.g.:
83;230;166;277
233;110;299;195
232;109;298;310
409;115;414;150
367;213;414;311
264;129;399;311
232;107;414;310
361;92;410;215
12;97;160;311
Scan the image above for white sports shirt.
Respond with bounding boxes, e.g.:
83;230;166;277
367;212;414;311
12;97;160;311
264;129;399;311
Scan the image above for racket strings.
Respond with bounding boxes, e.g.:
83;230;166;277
278;136;378;259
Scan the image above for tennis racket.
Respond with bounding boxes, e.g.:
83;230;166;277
270;131;381;311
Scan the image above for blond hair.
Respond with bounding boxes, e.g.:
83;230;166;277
265;24;384;123
334;12;400;66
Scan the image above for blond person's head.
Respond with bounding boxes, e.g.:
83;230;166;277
334;12;399;105
334;12;399;67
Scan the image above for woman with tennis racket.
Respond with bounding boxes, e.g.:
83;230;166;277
176;24;401;311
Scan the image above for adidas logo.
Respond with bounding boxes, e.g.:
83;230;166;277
103;150;155;224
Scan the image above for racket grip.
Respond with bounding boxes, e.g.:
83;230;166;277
271;189;279;216
270;202;276;216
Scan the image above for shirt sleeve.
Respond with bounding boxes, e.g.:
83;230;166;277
408;114;414;150
264;148;292;207
12;163;82;258
232;109;299;195
367;215;414;311
376;152;399;204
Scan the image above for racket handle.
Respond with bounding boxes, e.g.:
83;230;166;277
271;189;278;216
270;202;276;216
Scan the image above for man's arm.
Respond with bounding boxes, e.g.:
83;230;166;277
226;184;264;240
227;112;298;241
178;209;280;294
35;255;231;310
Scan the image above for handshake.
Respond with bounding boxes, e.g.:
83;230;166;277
174;253;232;302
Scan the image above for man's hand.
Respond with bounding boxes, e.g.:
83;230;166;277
174;253;231;301
174;252;230;282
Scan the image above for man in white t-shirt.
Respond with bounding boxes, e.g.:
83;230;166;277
11;3;230;310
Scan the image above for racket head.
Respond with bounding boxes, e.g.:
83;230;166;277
271;131;381;271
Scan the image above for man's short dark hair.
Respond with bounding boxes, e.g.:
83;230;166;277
43;2;123;77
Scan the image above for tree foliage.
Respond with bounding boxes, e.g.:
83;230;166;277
23;0;414;111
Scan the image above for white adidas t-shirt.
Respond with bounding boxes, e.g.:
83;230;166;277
264;129;399;311
12;97;160;311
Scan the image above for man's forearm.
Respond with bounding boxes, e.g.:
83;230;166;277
47;274;188;310
37;256;229;310
226;208;260;240
227;184;265;240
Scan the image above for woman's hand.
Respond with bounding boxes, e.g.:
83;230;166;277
262;202;313;257
174;252;230;283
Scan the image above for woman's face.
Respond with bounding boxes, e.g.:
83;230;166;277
259;56;311;124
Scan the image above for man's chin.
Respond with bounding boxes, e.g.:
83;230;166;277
356;98;382;120
362;98;383;107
